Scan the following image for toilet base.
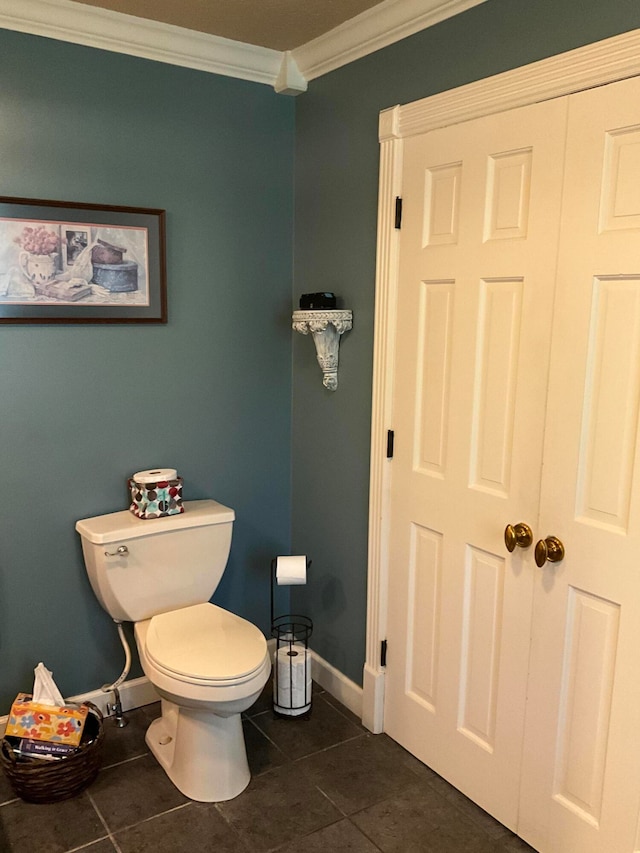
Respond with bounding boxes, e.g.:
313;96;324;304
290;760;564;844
146;700;250;802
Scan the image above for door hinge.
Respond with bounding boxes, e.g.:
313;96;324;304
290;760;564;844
380;639;388;668
394;196;403;229
386;429;395;459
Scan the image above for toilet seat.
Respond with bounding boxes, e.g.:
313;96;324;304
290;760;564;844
144;602;268;687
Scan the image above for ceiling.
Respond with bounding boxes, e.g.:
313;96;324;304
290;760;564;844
71;0;389;51
6;0;488;94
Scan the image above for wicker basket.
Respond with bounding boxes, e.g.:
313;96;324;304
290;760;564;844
0;702;104;803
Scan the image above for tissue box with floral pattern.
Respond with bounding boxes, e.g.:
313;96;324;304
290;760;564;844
4;693;89;746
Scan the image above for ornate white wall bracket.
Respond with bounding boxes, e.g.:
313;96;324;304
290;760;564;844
292;309;353;390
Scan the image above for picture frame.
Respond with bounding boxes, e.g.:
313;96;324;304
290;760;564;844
0;196;167;323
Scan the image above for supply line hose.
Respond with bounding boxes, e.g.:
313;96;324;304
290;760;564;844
101;619;131;693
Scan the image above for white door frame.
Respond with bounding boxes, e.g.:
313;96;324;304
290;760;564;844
363;26;640;734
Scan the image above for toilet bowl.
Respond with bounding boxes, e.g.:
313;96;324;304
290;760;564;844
75;499;270;803
135;603;270;802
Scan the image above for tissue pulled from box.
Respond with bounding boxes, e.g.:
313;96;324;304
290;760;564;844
32;661;65;706
5;694;89;746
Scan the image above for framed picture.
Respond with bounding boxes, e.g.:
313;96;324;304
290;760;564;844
0;196;166;323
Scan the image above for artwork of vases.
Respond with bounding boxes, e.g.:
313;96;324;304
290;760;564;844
19;251;58;287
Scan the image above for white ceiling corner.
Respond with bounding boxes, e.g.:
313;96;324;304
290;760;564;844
0;0;489;93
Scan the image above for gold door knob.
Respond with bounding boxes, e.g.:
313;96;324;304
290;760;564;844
534;536;565;567
504;522;533;552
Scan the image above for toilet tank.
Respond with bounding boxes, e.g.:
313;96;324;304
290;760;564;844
76;499;235;622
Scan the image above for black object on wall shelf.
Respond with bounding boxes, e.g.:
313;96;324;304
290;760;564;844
299;292;336;309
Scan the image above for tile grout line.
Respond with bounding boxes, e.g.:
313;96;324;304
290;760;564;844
345;793;395;853
100;751;150;772
85;786;193;852
265;810;345;853
85;790;123;853
292;731;367;764
244;713;290;757
213;800;257;850
320;695;367;729
313;782;349;818
346;814;387;853
63;833;114;853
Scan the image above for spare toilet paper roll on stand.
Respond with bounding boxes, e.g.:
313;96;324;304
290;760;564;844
274;643;312;716
271;555;312;716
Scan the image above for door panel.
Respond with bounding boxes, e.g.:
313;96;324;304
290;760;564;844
518;75;640;853
470;277;523;495
384;96;569;828
385;73;640;851
385;71;640;853
458;544;505;751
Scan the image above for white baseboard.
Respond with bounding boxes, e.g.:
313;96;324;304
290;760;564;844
362;663;385;733
68;675;159;717
0;675;159;736
0;654;363;735
309;650;363;721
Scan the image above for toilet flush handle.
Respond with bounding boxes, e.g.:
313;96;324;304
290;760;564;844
104;545;129;557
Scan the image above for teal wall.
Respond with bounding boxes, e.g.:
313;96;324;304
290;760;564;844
3;0;640;716
291;0;640;685
0;30;294;712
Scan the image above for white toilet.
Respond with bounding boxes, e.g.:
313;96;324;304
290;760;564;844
75;499;271;803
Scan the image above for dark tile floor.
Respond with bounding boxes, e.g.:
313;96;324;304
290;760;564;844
0;685;537;852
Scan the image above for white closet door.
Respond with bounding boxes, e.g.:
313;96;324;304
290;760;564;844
383;96;568;827
519;74;640;853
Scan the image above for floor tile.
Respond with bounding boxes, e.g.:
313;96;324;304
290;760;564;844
320;691;368;731
0;766;17;805
100;706;151;769
500;835;539;852
243;718;287;776
274;818;381;852
422;821;508;853
88;754;188;832
218;762;342;852
141;702;161;722
298;733;423;814
0;792;104;853
422;771;512;841
0;688;531;853
351;782;488;852
251;694;363;760
69;840;118;852
442;788;512;840
114;802;249;852
245;679;274;716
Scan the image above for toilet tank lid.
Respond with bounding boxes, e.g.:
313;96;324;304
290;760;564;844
75;499;235;545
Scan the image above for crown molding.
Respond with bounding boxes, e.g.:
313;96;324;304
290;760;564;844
0;0;489;94
0;0;286;88
291;0;489;82
275;51;308;95
379;27;640;140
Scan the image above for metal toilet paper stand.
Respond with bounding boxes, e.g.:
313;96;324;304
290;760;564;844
270;558;313;719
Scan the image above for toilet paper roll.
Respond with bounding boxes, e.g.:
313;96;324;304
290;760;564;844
133;468;178;484
275;555;307;586
274;644;312;716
